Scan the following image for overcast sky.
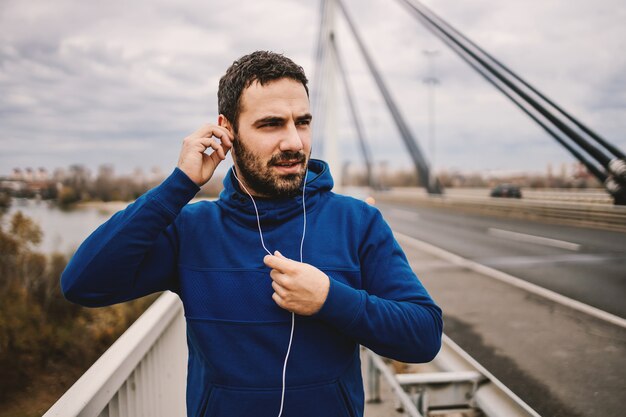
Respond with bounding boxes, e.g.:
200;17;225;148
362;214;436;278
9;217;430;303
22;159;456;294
1;0;625;178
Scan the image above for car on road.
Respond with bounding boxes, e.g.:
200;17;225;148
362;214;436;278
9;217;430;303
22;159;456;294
490;184;522;198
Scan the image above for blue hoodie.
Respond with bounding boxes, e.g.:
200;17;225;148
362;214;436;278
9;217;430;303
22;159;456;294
62;159;442;417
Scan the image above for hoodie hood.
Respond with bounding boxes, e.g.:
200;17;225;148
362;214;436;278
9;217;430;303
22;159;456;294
216;159;333;228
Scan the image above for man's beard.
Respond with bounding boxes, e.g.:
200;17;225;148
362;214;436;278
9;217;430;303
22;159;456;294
232;133;308;198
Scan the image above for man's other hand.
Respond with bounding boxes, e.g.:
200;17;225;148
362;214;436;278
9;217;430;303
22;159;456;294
264;251;330;316
177;124;233;186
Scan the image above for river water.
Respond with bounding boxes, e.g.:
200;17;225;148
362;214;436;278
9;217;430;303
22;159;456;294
5;199;126;255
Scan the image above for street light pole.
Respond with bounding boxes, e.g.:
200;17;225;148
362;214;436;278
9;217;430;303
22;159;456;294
423;49;439;189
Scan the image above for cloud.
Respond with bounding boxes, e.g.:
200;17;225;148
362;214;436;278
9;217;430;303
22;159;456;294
0;0;624;178
327;0;626;173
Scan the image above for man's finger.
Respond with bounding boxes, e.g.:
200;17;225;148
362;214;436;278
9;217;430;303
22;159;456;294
196;136;226;160
271;280;287;297
272;292;288;310
190;123;221;140
189;124;233;151
207;150;223;167
270;269;292;288
263;254;295;272
210;126;234;149
192;124;233;140
207;137;226;160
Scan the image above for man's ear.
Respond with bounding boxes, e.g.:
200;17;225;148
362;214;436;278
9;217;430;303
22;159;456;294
219;114;237;165
218;114;233;134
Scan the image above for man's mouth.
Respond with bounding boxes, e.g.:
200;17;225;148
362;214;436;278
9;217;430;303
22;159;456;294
274;159;302;168
271;157;306;175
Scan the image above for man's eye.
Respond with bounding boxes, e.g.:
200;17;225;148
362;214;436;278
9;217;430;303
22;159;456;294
261;122;280;128
297;120;311;126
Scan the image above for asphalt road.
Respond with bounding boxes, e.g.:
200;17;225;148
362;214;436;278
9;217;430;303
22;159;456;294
377;202;626;318
374;202;626;417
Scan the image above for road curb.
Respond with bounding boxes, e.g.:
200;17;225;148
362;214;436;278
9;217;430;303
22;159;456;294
395;232;626;329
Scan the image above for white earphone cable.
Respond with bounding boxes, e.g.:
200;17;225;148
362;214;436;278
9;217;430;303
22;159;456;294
232;170;273;256
232;166;308;417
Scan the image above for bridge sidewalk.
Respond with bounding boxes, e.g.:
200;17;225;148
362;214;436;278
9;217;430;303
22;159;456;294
394;233;626;417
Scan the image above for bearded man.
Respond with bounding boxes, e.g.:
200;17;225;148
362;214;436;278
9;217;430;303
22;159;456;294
62;50;442;417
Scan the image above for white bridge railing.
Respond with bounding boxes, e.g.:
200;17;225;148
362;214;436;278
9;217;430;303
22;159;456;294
365;336;541;417
43;291;187;417
44;291;540;417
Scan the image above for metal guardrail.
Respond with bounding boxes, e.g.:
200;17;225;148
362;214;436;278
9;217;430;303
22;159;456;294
374;189;626;232
43;291;187;417
370;187;613;203
44;292;541;417
378;187;612;203
365;335;541;417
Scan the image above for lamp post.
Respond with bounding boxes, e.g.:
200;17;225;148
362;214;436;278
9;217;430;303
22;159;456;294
423;49;439;188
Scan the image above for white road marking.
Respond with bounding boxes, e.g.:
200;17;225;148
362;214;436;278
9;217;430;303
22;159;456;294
487;228;582;251
394;232;626;329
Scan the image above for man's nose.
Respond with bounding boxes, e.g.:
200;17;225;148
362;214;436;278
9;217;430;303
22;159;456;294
279;122;304;152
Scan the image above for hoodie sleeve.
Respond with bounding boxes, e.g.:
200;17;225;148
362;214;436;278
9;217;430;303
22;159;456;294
314;206;443;363
61;168;200;307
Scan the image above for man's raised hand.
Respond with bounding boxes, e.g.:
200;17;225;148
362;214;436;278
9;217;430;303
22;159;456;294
264;251;330;316
177;124;233;186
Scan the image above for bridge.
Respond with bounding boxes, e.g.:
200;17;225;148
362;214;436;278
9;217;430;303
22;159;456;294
43;1;626;416
312;0;626;203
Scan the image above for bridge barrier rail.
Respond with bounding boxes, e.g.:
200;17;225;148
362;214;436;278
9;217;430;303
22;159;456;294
437;187;611;204
365;335;541;417
374;189;626;232
43;291;187;417
44;291;542;417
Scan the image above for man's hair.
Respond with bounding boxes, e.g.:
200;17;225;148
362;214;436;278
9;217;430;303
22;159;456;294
218;51;309;132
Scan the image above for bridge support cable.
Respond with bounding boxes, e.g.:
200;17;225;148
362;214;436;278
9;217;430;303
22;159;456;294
396;0;618;169
336;0;442;195
409;2;626;163
328;34;376;189
396;0;621;165
393;7;608;184
396;0;626;204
